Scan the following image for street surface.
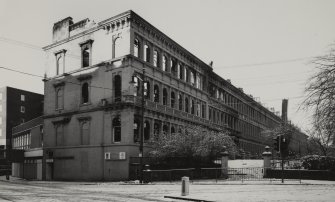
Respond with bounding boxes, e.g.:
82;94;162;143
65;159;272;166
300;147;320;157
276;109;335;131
0;177;335;201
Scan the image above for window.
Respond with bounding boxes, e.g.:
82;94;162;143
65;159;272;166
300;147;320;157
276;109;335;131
0;130;2;137
81;121;90;145
134;119;140;142
196;103;201;117
185;67;189;82
134;39;140;57
56;88;63;109
178;64;184;80
170;59;176;76
154;121;160;138
20;106;25;113
0;93;2;100
162;55;167;71
144;121;150;141
82;48;90;68
153;50;159;67
55;49;66;75
154;85;159;103
55;124;63;146
113;117;121;142
191;99;195;114
196;74;201;89
0;117;2;125
114;75;122;102
81;82;89;104
144;44;150;62
113;37;122;58
0;104;2;112
21;94;25;101
190;70;195;86
185;97;189;113
80;40;93;68
163;88;167;105
171;91;175;108
144;81;150;99
178;93;183;110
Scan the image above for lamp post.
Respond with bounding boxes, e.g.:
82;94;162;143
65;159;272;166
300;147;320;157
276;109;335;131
130;68;145;184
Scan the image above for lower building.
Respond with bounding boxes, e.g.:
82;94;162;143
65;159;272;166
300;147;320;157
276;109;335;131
11;116;50;180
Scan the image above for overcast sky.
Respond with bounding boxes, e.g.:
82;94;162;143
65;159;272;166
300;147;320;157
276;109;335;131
1;0;335;133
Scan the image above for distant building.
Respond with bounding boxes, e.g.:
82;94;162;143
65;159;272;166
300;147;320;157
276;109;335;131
0;87;43;149
42;10;286;180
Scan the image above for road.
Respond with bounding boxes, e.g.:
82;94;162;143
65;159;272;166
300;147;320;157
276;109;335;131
0;178;335;201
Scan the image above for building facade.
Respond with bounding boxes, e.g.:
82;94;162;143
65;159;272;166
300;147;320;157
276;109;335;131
0;86;43;149
42;10;285;181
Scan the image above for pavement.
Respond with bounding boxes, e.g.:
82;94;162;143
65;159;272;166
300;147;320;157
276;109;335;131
1;176;335;201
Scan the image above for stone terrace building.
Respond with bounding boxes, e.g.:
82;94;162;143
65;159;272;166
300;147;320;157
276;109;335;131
42;10;282;180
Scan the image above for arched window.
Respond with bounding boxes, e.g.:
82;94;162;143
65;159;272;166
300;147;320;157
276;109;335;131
154;85;159;103
153;50;159;67
162;55;167;71
134;119;140;142
56;55;63;75
134;39;140;57
81;82;89;104
114;75;121;102
144;81;150;99
163;124;169;135
170;91;175;108
191;99;195;114
171;126;175;134
82;48;90;68
163;88;168;105
185;97;189;113
144;44;150;62
144;121;150;141
178;93;183;110
56;88;63;109
113;117;121;142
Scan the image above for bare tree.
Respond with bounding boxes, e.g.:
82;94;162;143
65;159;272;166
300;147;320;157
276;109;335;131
303;46;335;156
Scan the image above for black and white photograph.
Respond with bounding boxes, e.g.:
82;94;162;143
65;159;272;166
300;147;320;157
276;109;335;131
0;0;335;201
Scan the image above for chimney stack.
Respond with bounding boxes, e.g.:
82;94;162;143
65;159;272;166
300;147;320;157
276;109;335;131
281;99;288;122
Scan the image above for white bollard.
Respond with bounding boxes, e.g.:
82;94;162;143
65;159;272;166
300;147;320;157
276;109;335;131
181;176;189;196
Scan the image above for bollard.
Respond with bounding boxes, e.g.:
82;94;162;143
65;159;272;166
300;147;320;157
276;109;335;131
181;176;189;196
